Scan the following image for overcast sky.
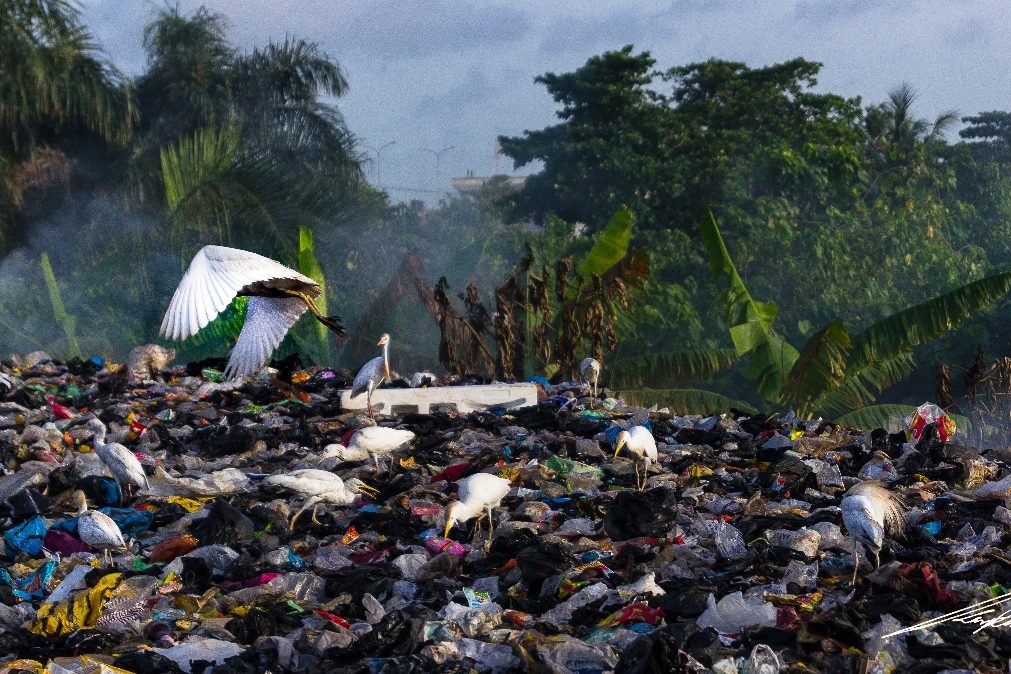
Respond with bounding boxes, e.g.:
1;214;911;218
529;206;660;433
81;1;1011;205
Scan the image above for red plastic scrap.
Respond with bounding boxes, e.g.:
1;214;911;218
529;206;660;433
897;561;964;611
44;395;74;420
776;606;800;630
316;610;351;628
431;462;472;483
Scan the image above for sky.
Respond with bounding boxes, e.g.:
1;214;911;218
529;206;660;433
81;0;1011;206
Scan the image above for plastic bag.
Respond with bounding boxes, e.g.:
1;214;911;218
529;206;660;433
696;591;777;634
714;520;749;560
905;402;956;442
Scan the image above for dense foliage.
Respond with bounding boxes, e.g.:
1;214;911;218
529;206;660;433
5;6;1011;421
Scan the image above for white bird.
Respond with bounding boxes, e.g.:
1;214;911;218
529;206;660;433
324;426;416;474
580;357;601;406
351;334;392;418
444;472;512;551
159;245;345;381
411;372;438;388
87;418;149;499
841;480;907;585
72;490;127;566
613;426;658;491
263;469;378;529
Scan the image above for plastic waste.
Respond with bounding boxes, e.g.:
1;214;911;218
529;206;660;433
696;591;777;634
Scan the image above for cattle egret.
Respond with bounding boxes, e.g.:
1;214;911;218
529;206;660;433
580;357;601;406
73;490;127;566
613;426;658;491
351;334;392;418
159;245;345;381
325;426;416;475
263;469;378;529
87;418;149;499
841;480;907;584
444;472;512;551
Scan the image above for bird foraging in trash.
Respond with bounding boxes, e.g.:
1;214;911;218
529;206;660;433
351;333;392;418
327;426;416;475
443;472;512;552
72;489;127;566
159;245;345;381
87;418;149;499
263;469;378;529
580;357;601;407
841;480;907;584
613;426;657;491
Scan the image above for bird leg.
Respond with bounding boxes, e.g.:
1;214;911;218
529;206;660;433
285;290;346;337
874;550;880;570
852;546;860;585
290;496;320;531
634;463;642;491
311;503;321;525
485;506;494;552
367;392;375;419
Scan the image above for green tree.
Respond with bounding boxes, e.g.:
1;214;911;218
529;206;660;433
0;0;135;251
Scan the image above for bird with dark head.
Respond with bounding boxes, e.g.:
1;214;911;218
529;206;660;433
160;245;345;382
841;480;907;584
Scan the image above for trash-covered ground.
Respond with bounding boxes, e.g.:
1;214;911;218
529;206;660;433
1;350;1011;674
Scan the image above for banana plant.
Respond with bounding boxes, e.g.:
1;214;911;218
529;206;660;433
613;208;1011;424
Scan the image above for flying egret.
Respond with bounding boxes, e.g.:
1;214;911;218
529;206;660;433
263;469;378;529
580;357;601;406
841;480;907;584
159;245;345;381
322;426;416;474
613;426;658;491
443;472;512;551
72;490;127;566
87;418;149;499
351;334;392;418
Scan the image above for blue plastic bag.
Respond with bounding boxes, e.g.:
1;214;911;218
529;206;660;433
4;516;47;556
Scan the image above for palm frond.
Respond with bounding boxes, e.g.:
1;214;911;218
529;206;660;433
848;270;1011;374
578;204;633;284
816;351;916;418
622;387;757;415
610;348;739;389
780;321;851;415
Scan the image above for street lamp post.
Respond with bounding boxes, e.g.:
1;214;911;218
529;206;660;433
366;140;396;188
420;145;455;182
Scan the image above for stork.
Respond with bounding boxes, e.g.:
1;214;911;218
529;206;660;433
159;245;345;381
72;490;127;566
263;469;378;529
841;480;907;585
580;357;601;407
87;418;149;499
613;426;657;491
351;334;392;418
443;472;512;551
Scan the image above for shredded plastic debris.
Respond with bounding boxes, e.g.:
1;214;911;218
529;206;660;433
0;355;1007;672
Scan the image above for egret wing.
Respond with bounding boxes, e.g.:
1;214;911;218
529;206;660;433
224;296;307;380
160;245;317;341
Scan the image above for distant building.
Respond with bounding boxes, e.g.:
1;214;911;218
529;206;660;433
452;170;526;196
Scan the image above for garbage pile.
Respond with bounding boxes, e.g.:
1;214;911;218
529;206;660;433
1;351;1011;674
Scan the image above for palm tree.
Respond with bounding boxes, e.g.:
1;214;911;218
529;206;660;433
0;0;135;251
866;83;958;154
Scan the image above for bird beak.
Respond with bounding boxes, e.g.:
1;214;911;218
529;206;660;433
613;438;625;460
443;520;453;540
358;483;379;496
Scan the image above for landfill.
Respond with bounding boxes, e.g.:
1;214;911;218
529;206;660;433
1;351;1011;674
